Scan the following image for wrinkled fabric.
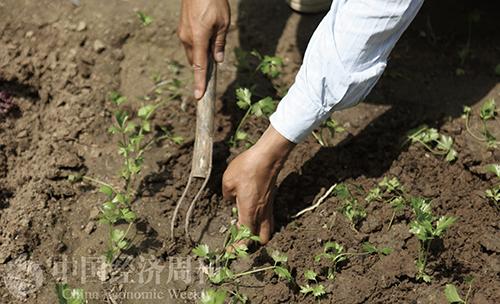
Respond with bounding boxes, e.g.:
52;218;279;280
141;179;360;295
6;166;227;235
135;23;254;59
270;0;424;143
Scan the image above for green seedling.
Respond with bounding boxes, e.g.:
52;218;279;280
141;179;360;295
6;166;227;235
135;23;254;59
444;276;474;304
229;87;277;148
334;184;367;228
137;11;153;26
70;92;181;263
299;270;326;300
372;177;409;230
314;242;391;282
406;125;458;162
251;50;284;79
484;164;500;209
56;283;85;304
463;99;498;149
312;118;345;147
409;197;457;282
199;289;227;304
193;223;292;303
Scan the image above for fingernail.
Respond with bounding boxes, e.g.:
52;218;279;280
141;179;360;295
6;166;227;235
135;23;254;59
194;89;203;99
215;52;224;62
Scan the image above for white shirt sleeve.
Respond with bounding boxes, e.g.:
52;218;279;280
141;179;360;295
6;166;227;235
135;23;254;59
270;0;424;143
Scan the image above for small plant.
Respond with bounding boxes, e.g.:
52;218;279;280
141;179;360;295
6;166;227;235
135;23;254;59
456;11;480;75
70;92;181;263
334;184;367;228
299;270;326;300
314;242;391;282
229;87;277;147
193;224;292;302
199;289;227;304
312;118;345;147
484;164;499;209
137;11;153;26
407;125;458;162
463;99;498;148
369;177;409;230
409;197;457;282
444;276;474;304
56;283;85;304
251;51;284;79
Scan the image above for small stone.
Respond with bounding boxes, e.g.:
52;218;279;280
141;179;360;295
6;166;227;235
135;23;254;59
76;21;87;32
84;222;96;234
88;207;100;220
55;242;67;253
93;40;106;53
25;31;34;38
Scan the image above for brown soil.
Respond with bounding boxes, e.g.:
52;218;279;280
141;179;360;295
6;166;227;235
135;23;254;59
0;0;499;303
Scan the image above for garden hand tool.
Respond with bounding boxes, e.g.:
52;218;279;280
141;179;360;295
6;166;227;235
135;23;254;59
170;60;217;244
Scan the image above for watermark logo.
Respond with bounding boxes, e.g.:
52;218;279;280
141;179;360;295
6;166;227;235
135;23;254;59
3;254;44;299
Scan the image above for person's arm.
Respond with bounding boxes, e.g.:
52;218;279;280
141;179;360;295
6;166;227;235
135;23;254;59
222;0;424;244
270;0;424;143
177;0;230;99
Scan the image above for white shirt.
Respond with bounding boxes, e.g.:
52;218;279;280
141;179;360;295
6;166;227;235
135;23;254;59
270;0;424;143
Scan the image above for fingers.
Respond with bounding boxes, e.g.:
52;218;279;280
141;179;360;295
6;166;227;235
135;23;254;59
192;37;210;99
212;28;227;63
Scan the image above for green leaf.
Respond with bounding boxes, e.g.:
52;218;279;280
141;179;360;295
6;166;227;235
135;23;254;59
462;106;472;116
484;164;500;178
274;266;292;282
479;98;496;121
111;229;125;243
200;289;227;304
495;63;500;76
56;283;86;304
236;88;252;110
235;130;248;141
209;268;233;284
304;270;317;281
137;11;153;26
444;284;465;303
434;216;457;237
121;208;136;223
138;104;156;119
257;55;283;78
271;250;288;264
445;148;458;162
99;185;114;198
437;135;454;151
114;110;129;128
300;284;314;295
171;135;184;145
362;242;378;254
311;284;326;298
192;244;210;259
109;92;127;106
251;97;276;117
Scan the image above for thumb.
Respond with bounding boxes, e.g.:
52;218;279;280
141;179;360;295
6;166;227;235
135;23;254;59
192;38;210;99
212;28;227;63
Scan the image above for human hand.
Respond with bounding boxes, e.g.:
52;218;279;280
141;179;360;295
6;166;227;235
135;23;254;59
222;126;295;244
177;0;230;99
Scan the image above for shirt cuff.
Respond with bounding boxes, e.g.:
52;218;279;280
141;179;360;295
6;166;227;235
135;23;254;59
269;83;330;143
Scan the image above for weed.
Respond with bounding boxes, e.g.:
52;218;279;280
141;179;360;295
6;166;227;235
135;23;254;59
334;184;367;228
229;87;277;148
312;118;345;147
406;125;458;162
56;283;85;304
137;11;153;26
194;224;292;302
463;99;498;148
444;276;474;304
409;197;457;282
200;289;227;304
373;177;408;230
69;92;181;263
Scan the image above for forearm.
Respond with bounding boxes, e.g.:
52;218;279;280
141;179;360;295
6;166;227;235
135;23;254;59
270;0;424;143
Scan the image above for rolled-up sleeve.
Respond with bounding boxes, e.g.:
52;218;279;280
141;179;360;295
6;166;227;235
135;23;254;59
270;0;424;143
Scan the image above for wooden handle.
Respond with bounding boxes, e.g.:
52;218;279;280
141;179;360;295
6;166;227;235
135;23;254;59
191;61;217;178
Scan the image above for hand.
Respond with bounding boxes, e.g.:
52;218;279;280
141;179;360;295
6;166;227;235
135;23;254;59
178;0;230;99
222;126;295;244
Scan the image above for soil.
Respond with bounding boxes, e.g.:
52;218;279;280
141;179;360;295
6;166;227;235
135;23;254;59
0;0;499;303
